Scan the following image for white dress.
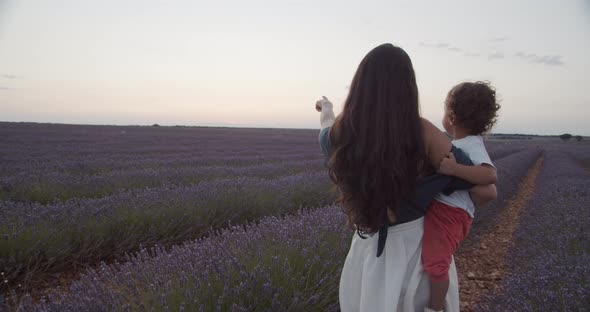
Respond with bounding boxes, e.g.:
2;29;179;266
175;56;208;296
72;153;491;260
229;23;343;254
339;217;460;312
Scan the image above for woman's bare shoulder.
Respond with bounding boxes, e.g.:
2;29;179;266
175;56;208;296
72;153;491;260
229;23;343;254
420;117;448;139
420;117;437;132
420;118;439;144
420;117;451;168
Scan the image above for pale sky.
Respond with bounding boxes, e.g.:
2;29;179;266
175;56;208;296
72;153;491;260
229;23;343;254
1;0;589;135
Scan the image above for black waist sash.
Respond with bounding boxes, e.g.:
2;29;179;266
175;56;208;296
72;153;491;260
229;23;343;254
373;145;475;257
318;128;475;258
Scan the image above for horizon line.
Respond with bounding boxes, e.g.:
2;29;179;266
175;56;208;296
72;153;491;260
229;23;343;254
0;120;588;137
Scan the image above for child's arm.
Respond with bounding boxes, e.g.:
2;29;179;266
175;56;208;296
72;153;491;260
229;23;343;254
469;184;497;207
437;152;497;185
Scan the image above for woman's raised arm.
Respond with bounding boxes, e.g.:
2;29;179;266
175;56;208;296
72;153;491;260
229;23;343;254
316;96;336;129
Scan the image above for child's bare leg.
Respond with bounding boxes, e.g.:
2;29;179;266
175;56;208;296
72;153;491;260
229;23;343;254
423;202;470;312
428;279;449;311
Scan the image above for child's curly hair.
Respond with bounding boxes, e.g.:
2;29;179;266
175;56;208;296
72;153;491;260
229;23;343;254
446;81;500;135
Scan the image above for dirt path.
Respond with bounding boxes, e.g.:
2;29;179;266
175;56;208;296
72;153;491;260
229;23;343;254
455;156;544;311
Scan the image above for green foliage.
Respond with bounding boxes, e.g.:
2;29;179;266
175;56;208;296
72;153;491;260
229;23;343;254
559;133;572;141
0;163;324;205
0;180;334;290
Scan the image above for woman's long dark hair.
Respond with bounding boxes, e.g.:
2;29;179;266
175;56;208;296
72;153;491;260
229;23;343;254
328;43;425;235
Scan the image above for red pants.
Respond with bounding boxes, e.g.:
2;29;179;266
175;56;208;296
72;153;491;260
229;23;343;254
422;201;472;282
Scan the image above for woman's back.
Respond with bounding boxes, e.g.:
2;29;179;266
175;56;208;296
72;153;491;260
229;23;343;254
326;44;427;234
332;108;461;312
315;43;460;312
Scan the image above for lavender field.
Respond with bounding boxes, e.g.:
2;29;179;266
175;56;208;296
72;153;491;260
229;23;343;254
1;122;588;311
476;150;590;311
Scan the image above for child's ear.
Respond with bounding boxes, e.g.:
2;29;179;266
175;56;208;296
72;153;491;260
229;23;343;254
448;112;456;125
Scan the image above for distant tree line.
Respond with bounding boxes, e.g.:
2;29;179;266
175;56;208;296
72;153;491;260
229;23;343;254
489;133;585;142
559;133;584;142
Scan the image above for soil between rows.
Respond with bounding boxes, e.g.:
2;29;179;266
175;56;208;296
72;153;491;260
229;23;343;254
455;156;544;311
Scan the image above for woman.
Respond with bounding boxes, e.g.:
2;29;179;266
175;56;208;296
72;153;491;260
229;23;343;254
315;43;494;311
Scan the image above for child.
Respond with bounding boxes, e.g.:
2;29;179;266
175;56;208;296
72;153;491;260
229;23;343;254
423;81;500;312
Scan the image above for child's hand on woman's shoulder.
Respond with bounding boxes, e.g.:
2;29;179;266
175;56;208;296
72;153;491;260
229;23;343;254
437;152;458;176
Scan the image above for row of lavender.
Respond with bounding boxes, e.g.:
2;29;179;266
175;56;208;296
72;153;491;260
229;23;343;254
464;147;543;246
0;172;334;289
0;124;523;205
0;159;325;204
3;147;522;205
0;150;530;290
1;150;324;180
7;147;543;311
0;123;321;174
0;123;530;176
476;150;590;311
1;123;325;204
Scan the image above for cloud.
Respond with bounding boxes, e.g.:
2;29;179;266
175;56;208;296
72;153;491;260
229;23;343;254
419;42;451;49
420;41;564;67
1;74;23;79
420;41;485;58
514;52;564;66
534;55;563;66
488;52;504;60
490;37;508;42
419;42;460;51
514;52;537;59
361;18;373;25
